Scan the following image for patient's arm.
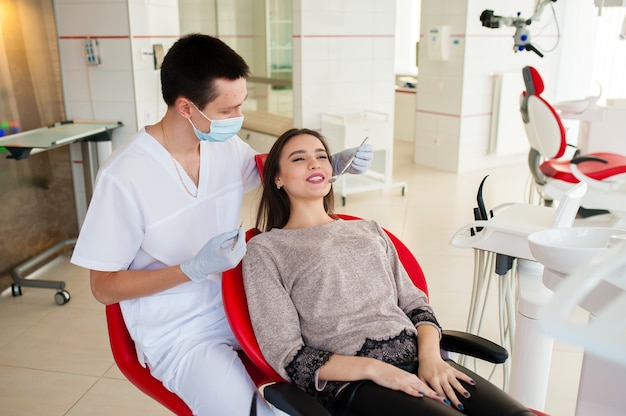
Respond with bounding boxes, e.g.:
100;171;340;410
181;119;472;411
318;354;445;404
416;324;475;411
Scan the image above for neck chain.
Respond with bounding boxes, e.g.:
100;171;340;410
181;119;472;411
160;120;197;198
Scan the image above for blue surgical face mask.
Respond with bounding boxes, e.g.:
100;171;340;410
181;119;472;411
188;102;244;142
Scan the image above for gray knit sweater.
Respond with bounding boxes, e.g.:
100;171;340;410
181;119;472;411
242;219;440;408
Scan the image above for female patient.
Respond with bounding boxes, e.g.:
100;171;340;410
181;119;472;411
242;128;535;415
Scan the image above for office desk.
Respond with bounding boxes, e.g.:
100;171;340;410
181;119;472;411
0;120;122;305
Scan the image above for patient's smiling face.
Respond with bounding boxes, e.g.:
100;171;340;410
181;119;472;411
275;133;333;201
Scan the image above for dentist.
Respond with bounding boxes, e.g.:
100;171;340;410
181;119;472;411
70;34;372;415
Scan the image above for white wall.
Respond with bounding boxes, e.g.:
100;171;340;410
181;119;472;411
54;0;179;146
414;0;626;173
53;0;179;225
128;1;179;131
179;0;217;35
395;0;421;76
292;0;397;129
414;0;566;173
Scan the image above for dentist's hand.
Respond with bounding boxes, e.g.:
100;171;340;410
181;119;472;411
332;143;373;175
180;227;246;281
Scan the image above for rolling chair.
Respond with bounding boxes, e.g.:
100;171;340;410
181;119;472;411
520;65;626;224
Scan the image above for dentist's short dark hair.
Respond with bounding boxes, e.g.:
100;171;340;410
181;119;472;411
160;33;250;108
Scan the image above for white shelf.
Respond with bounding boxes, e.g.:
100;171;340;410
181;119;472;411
321;111;406;205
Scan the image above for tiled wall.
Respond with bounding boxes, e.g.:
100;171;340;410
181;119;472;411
415;0;568;173
53;0;179;225
179;0;218;35
293;0;397;130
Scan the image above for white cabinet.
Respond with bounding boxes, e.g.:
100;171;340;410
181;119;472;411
266;0;292;82
321;111;406;205
394;88;416;142
239;128;277;153
240;110;293;153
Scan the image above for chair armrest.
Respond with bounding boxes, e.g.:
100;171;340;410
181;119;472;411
570;156;621;192
263;382;331;416
441;329;509;364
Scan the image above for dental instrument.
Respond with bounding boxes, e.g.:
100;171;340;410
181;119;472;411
232;222;243;250
328;137;368;183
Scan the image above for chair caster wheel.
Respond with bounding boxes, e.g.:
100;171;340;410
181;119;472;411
11;284;22;297
55;290;71;305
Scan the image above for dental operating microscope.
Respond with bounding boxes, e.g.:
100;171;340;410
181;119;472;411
479;0;558;57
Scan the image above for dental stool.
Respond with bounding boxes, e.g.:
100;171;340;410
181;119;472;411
520;65;626;225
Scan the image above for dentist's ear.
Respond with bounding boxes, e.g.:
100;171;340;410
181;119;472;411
175;97;193;118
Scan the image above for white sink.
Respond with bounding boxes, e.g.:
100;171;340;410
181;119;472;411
528;227;626;275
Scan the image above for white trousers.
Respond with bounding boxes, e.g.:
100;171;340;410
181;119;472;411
160;338;275;416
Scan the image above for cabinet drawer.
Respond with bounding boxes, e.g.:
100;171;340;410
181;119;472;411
239;129;277;153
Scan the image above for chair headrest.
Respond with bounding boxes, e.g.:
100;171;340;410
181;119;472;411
254;153;268;184
522;66;544;96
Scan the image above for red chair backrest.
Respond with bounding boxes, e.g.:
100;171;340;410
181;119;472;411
222;215;429;385
255;153;268;185
521;66;567;159
524;66;544;96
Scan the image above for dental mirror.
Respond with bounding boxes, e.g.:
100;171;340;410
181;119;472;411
328;137;369;183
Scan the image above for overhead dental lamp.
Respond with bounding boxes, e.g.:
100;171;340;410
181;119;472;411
480;0;558;57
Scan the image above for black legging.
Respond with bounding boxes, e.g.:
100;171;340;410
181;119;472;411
332;360;536;416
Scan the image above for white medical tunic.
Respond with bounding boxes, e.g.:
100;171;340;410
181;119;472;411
71;128;260;384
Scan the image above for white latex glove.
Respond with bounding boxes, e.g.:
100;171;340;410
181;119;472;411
180;227;245;282
332;143;373;175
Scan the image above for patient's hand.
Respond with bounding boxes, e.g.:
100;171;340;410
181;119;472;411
417;355;475;412
366;360;448;405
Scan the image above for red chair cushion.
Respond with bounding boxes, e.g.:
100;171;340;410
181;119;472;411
540;152;626;183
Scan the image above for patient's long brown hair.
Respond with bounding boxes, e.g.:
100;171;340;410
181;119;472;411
256;128;335;232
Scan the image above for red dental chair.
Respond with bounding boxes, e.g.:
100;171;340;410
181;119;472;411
222;218;549;416
520;65;626;222
219;152;549;415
